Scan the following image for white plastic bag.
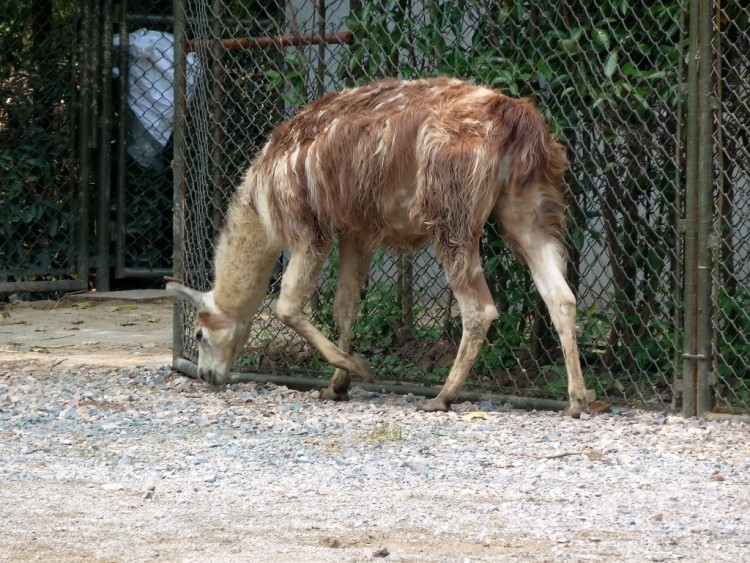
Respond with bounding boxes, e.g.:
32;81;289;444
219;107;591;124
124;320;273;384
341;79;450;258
113;28;199;168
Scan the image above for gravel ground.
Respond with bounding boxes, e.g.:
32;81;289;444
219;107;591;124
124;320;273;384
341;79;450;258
1;360;750;562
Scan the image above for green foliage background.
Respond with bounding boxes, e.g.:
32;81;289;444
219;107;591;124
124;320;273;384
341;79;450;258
0;0;80;279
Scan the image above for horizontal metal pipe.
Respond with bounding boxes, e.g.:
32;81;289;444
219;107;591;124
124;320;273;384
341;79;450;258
117;268;173;278
0;279;88;294
185;31;353;53
172;357;568;412
703;412;750;424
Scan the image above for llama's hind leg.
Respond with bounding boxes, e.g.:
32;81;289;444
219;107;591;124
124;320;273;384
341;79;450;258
520;240;593;416
497;193;594;417
320;238;374;401
418;244;498;412
276;244;376;383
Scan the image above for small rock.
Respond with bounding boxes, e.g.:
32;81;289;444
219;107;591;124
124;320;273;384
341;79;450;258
102;483;124;491
372;547;389;558
117;454;133;466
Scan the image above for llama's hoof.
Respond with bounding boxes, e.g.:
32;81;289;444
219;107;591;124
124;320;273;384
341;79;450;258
563;388;597;418
352;354;376;383
417;396;451;412
319;385;349;402
563;404;585;419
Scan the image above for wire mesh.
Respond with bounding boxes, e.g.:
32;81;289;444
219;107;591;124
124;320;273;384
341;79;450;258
174;0;749;412
711;1;750;412
114;10;182;277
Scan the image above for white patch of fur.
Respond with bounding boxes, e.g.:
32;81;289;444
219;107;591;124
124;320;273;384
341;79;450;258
374;120;392;162
288;147;301;185
471;262;484;279
305;143;319;211
498;154;513;186
327;118;340;143
527;243;566;299
483;303;499;322
254;182;280;249
470;146;487;186
373;91;405;112
469;87;494;100
202;290;217;313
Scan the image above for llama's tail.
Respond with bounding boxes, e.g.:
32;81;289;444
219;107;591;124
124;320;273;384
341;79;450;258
496;98;567;192
495;98;568;243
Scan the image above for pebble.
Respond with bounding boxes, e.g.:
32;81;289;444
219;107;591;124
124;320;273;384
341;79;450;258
0;363;749;561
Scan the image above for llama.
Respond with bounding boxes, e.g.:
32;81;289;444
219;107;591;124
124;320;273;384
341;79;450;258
167;77;595;416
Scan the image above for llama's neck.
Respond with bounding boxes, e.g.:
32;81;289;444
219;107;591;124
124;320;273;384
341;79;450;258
212;200;281;320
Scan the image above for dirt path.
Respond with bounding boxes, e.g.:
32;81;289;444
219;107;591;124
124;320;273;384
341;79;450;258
0;296;173;370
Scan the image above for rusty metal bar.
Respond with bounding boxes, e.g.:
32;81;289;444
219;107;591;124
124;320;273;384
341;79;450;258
184;31;353;53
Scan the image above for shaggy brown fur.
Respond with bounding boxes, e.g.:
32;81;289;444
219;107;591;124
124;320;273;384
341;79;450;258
168;77;594;416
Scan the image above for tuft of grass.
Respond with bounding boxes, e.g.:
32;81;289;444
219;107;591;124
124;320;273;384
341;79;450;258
367;423;406;442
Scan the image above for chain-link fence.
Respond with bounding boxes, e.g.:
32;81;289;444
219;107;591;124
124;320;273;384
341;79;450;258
0;0;88;294
1;1;182;295
113;2;184;282
173;0;749;416
711;1;750;413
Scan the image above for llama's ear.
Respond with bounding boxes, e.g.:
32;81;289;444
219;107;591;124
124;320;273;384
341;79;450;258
165;281;205;308
198;310;231;330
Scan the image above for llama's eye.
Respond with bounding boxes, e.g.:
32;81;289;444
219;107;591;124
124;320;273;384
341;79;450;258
195;329;204;342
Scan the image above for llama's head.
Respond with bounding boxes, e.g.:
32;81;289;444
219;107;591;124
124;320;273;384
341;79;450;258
165;281;251;385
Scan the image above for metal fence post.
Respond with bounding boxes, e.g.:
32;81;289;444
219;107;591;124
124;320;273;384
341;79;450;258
683;0;700;417
172;0;187;364
696;0;714;416
115;0;129;280
96;0;113;292
683;0;715;417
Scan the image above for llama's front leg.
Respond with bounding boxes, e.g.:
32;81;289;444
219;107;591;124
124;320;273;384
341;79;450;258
276;245;376;384
418;254;498;412
320;238;373;402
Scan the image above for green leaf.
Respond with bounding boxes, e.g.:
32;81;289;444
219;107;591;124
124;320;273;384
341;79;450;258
349;47;365;72
604;50;619;78
644;70;667;81
559;38;581;54
594;29;610;50
341;15;360;30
